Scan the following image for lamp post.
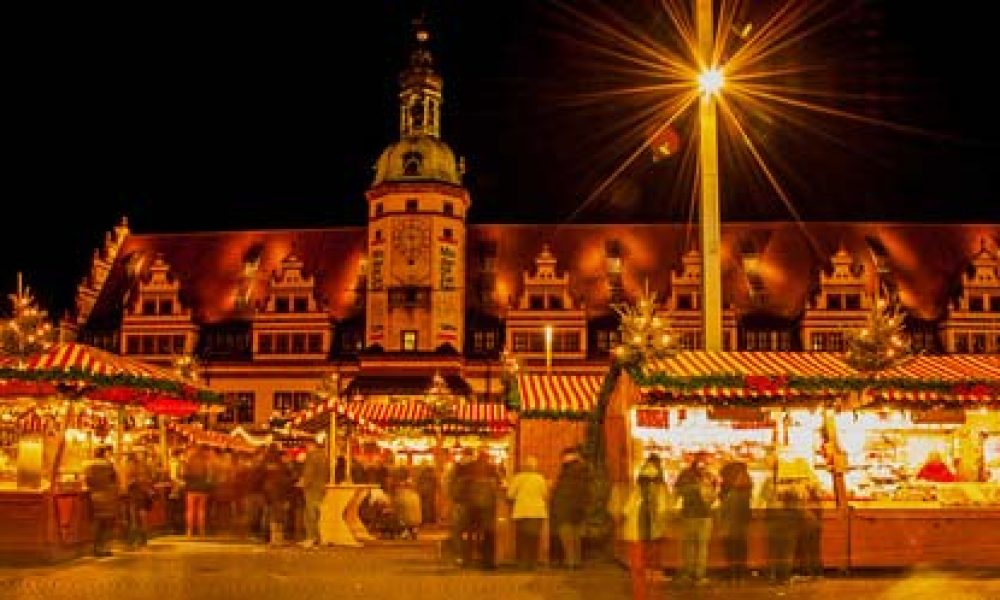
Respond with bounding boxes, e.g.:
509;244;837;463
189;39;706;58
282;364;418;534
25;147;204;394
318;371;341;485
544;324;553;374
695;0;724;351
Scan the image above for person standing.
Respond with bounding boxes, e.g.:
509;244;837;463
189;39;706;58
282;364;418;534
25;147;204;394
125;454;154;548
674;452;717;586
447;448;475;566
467;450;500;569
506;456;548;569
416;464;437;525
796;478;824;579
183;446;212;538
718;459;753;585
299;440;330;548
616;454;669;600
550;447;590;569
85;447;119;557
262;445;293;546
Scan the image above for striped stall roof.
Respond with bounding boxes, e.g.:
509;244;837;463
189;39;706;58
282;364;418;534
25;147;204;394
23;342;184;381
643;351;855;379
517;374;604;417
877;355;1000;381
292;399;512;432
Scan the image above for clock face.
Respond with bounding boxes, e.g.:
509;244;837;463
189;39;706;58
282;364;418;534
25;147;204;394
391;218;431;281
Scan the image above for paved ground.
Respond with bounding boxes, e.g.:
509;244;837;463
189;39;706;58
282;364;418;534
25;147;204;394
0;538;999;599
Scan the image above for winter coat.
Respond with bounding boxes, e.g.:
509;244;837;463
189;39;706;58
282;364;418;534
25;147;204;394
675;465;717;518
85;459;119;518
301;448;330;499
613;479;670;541
550;459;590;525
507;471;548;520
394;487;423;527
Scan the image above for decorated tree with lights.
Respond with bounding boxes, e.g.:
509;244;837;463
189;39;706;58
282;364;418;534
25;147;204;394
845;287;912;373
611;280;679;367
0;273;56;361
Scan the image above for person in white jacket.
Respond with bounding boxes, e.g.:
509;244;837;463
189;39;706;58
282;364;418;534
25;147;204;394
507;456;549;569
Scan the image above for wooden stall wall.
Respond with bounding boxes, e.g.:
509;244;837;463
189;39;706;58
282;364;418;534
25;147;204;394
517;419;588;482
604;373;641;485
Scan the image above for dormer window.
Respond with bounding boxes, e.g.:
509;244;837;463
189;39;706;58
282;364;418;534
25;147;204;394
826;294;842;310
275;296;290;313
845;294;861;310
403;152;423;177
293;296;309;313
159;299;174;315
677;293;694;310
529;295;545;310
970;297;985;312
991;296;1000;312
548;295;564;310
141;300;156;316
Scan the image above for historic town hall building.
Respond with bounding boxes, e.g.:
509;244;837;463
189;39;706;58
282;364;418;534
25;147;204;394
66;24;999;461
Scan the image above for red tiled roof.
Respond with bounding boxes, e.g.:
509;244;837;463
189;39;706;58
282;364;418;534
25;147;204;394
83;223;998;326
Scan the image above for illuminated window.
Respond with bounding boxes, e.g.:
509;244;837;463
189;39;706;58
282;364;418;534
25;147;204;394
273;391;312;413
402;330;418;351
811;333;826;351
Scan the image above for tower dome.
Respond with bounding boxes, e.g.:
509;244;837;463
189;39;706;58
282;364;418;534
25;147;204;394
371;19;462;187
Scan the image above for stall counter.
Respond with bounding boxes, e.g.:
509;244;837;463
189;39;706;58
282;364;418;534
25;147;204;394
0;487;93;563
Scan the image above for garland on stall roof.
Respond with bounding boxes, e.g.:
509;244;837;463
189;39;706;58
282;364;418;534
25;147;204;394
0;366;223;403
629;367;999;404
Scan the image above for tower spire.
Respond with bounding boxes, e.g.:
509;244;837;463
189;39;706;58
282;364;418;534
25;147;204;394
399;17;443;139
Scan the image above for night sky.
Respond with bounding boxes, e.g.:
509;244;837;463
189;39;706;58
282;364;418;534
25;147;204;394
4;0;999;316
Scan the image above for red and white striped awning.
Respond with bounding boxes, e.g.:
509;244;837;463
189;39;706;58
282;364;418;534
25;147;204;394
517;374;604;417
877;355;1000;381
23;342;183;381
643;351;855;379
292;399;512;432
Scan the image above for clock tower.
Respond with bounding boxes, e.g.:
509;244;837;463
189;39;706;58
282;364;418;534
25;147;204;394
365;20;469;353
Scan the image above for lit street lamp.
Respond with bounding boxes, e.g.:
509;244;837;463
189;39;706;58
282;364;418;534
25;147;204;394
696;0;724;351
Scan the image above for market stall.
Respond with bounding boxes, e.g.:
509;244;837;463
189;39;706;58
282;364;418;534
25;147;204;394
0;343;215;562
604;351;1000;570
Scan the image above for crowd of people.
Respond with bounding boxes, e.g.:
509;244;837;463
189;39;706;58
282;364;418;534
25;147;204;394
616;451;826;599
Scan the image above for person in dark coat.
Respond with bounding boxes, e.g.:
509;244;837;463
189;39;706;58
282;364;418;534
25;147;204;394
550;447;591;568
416;464;437;525
262;446;293;546
448;449;475;565
466;450;500;569
718;459;753;585
85;446;119;557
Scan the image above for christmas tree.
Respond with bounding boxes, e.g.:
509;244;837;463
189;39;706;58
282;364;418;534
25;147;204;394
845;287;912;372
0;273;56;361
